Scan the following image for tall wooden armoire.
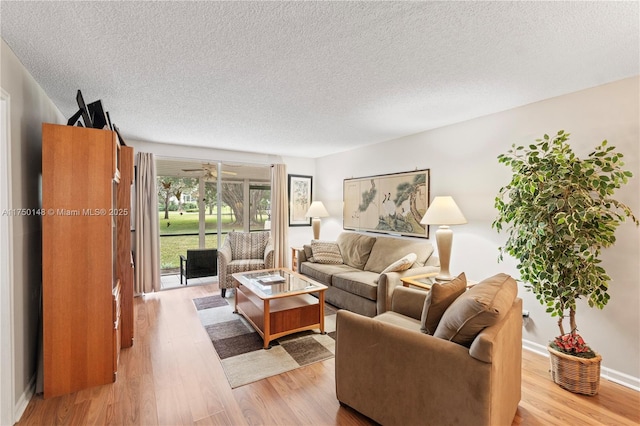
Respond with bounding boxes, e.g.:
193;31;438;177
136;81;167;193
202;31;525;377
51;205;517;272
42;123;134;398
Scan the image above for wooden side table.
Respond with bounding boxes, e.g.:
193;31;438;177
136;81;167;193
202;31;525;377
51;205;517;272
400;272;439;290
401;273;477;290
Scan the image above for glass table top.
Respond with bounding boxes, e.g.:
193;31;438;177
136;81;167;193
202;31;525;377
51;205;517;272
232;268;327;299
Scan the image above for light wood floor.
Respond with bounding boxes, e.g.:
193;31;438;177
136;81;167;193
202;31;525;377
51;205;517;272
18;284;640;425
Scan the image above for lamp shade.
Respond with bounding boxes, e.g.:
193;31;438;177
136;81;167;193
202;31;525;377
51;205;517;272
305;201;329;218
420;196;467;225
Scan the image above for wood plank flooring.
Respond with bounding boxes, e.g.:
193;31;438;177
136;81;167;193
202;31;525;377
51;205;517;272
18;284;640;425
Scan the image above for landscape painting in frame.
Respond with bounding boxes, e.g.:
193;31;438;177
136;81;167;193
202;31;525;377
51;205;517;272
288;174;312;226
343;169;430;238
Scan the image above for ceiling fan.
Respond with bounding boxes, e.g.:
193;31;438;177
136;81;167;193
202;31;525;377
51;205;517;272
182;163;237;179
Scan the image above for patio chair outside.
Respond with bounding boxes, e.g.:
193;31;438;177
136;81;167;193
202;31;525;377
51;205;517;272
179;248;217;285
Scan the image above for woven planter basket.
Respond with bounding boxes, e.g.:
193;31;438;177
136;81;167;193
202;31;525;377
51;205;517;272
548;345;602;396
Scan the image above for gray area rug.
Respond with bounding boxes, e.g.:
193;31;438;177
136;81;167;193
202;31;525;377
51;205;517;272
193;294;337;388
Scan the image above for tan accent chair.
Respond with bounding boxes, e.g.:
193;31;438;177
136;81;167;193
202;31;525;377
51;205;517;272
335;284;522;426
217;231;274;297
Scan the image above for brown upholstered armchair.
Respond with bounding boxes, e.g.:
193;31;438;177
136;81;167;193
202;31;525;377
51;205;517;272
335;274;522;426
217;231;274;297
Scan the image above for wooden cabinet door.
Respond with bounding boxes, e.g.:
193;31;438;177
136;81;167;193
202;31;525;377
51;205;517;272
42;123;117;398
117;145;135;347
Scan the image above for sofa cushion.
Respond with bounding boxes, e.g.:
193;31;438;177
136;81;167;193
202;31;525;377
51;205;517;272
299;262;355;286
364;236;434;273
469;298;522;363
337;232;377;270
332;270;380;301
311;240;343;264
374;311;422;332
420;273;467;335
229;231;270;260
434;273;518;347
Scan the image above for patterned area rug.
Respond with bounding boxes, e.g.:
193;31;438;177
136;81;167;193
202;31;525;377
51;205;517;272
193;294;337;388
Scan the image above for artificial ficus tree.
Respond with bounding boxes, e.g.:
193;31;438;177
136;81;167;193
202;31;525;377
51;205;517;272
493;130;638;357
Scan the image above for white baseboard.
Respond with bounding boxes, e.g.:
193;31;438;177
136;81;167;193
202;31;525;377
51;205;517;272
600;367;640;392
522;339;549;357
522;339;640;392
13;374;35;424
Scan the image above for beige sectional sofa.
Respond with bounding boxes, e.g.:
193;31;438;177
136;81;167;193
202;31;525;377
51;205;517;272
297;232;439;316
335;273;522;425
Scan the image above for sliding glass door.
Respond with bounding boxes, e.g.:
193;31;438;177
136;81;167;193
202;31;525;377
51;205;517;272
156;158;270;274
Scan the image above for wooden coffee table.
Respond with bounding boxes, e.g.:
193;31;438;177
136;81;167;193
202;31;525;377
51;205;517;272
232;268;328;349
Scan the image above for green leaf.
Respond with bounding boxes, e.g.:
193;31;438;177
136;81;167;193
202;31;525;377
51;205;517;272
494;130;638;330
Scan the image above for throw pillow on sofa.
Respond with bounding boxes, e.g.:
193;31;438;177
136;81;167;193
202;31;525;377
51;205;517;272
364;236;434;272
433;273;517;347
337;232;376;270
373;253;418;283
420;272;467;335
311;240;343;264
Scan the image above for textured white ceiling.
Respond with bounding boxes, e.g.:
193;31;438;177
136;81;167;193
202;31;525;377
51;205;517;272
1;1;638;158
155;158;270;181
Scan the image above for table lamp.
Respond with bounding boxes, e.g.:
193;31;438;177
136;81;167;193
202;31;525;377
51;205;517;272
420;196;467;280
305;201;329;239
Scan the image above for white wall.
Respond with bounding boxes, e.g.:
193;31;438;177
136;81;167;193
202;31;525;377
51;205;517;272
314;76;640;385
0;39;65;421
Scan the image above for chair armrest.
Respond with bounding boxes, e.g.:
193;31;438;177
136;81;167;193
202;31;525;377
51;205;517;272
217;238;233;288
390;286;427;320
335;310;492;426
218;240;232;263
297;245;311;270
297;246;308;263
264;243;274;268
296;248;309;266
376;265;440;314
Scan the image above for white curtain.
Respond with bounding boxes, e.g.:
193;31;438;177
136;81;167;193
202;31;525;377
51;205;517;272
135;152;160;293
271;164;289;268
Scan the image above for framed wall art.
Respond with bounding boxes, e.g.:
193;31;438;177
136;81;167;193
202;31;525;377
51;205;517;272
288;174;312;226
343;169;430;238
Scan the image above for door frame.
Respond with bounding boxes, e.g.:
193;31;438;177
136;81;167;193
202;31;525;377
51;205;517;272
0;88;16;425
